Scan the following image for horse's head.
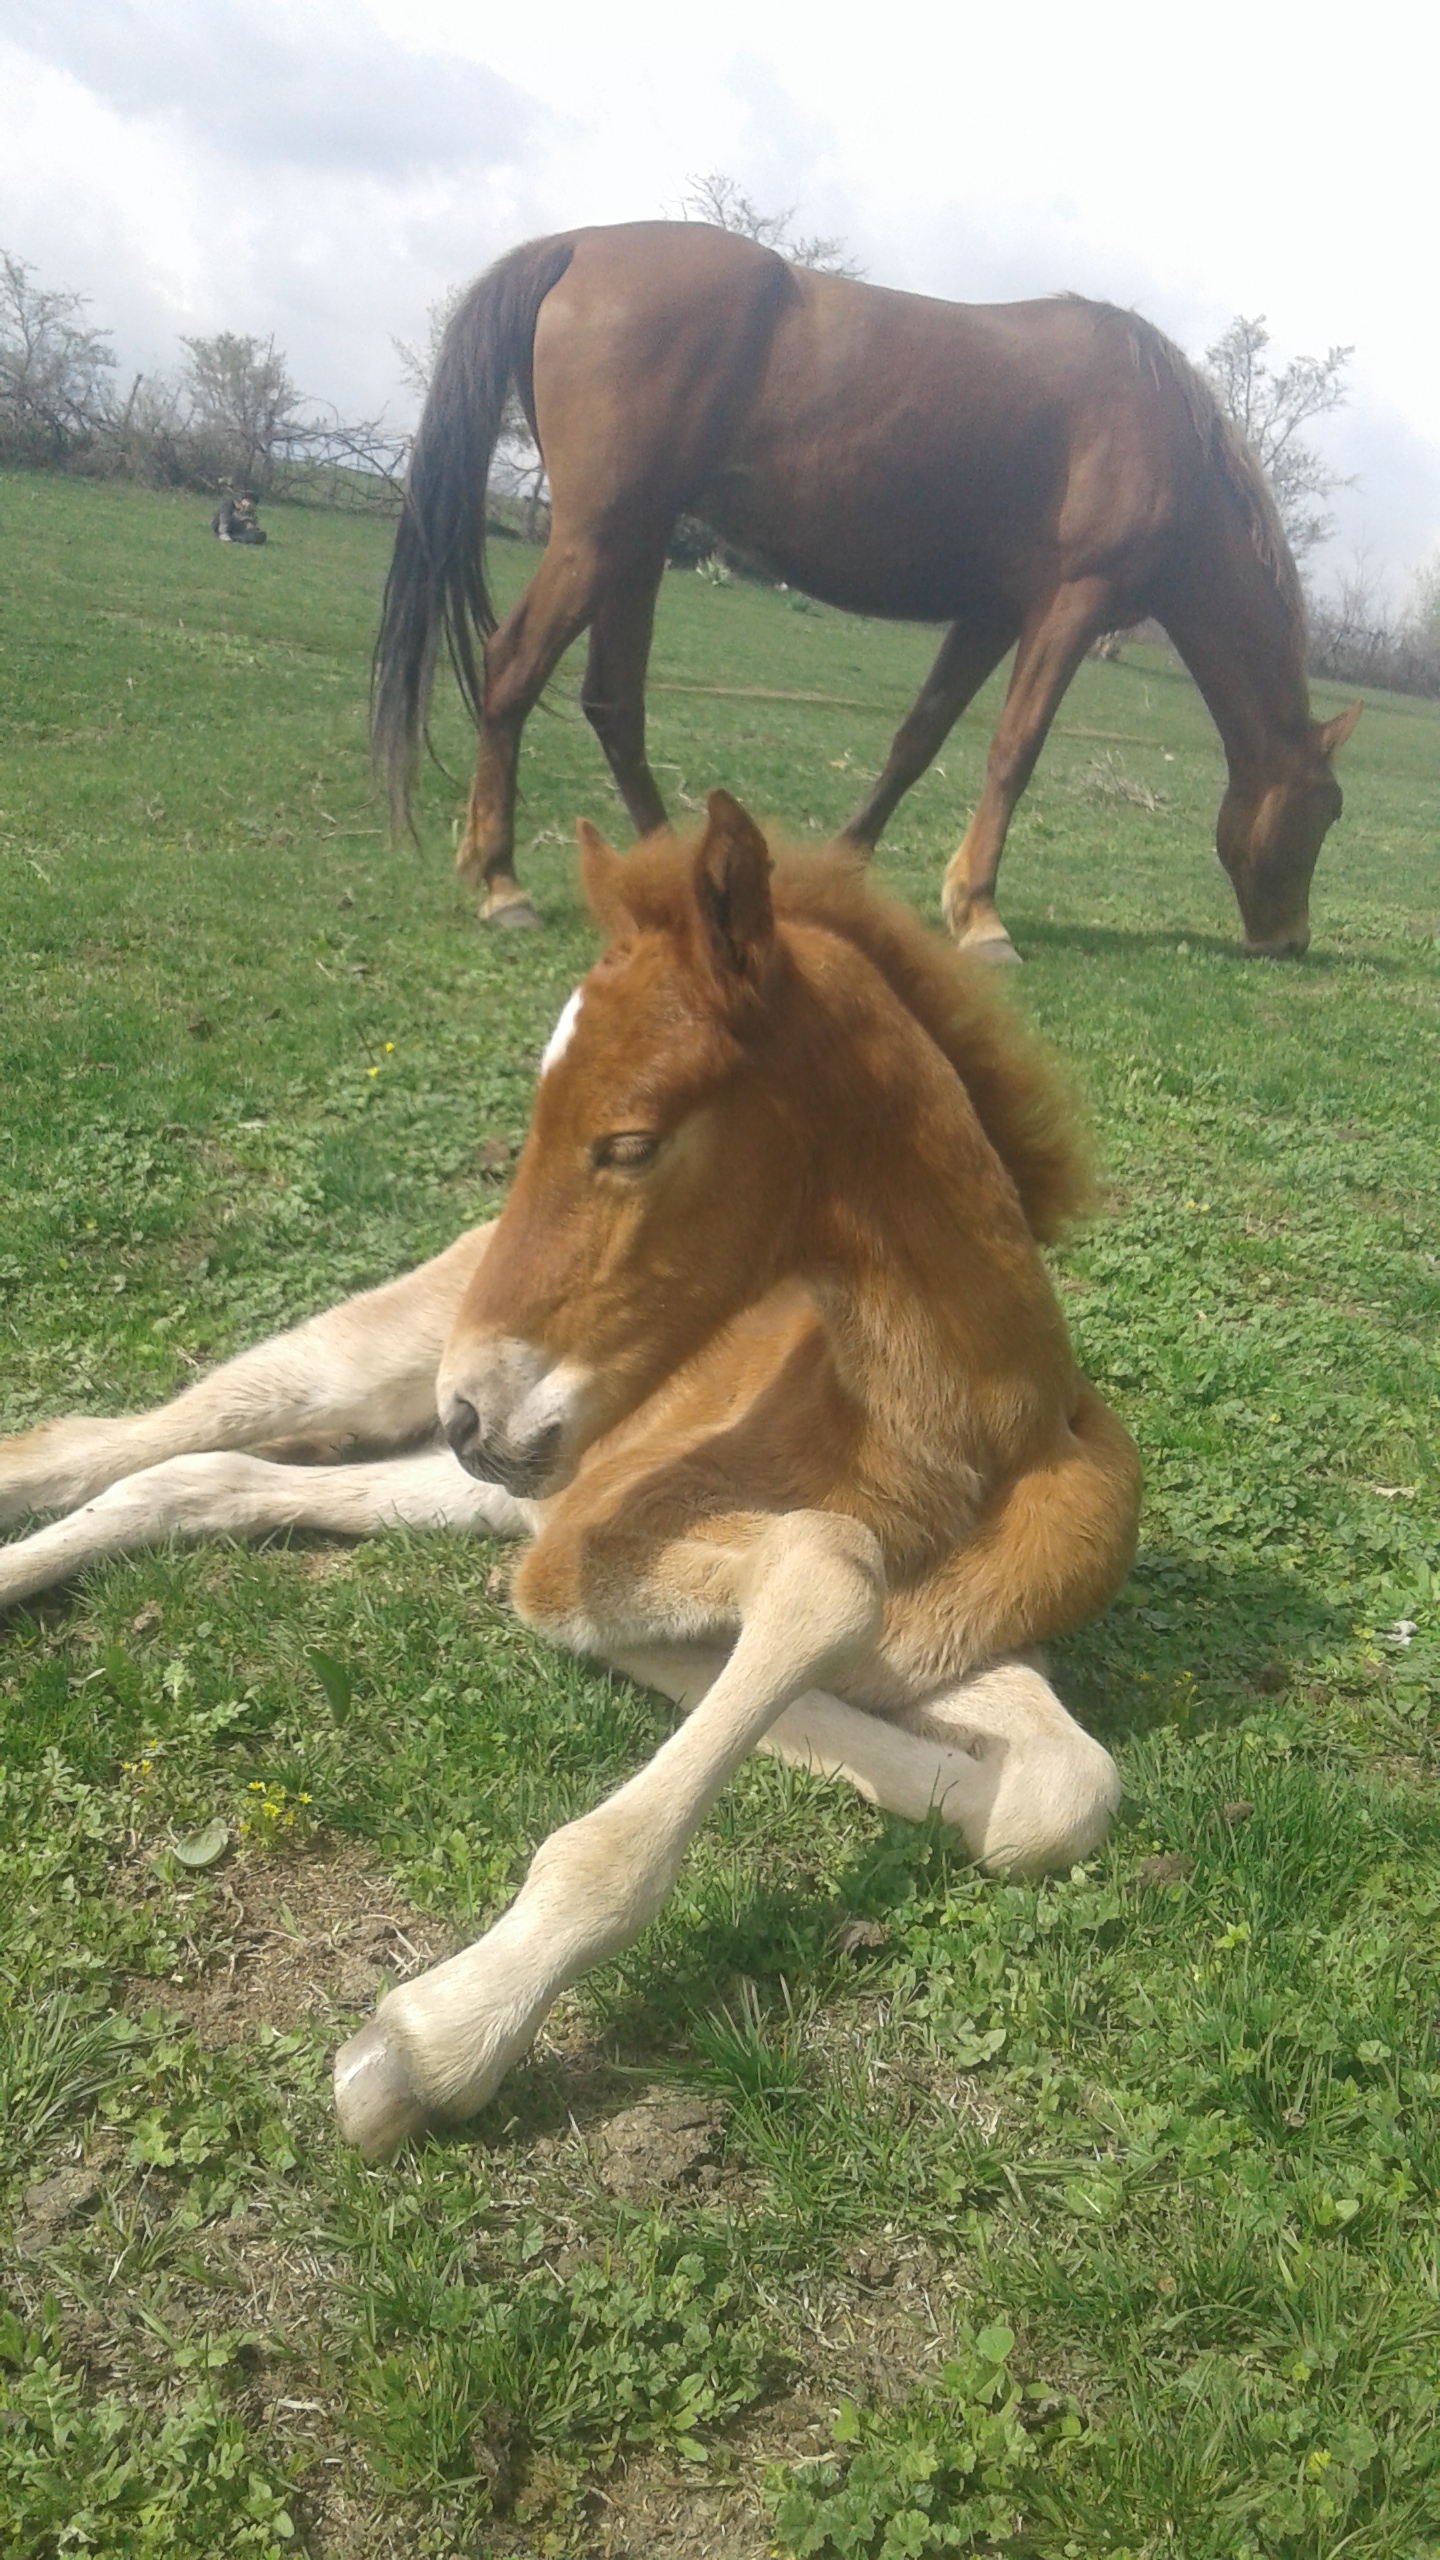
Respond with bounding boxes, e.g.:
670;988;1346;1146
437;793;797;1497
1216;702;1361;956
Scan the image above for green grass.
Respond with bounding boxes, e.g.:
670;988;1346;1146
1;468;1438;2558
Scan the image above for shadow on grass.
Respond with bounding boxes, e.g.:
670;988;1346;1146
1057;1545;1352;1746
1012;918;1411;974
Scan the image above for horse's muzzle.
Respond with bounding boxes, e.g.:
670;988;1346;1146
1241;928;1310;959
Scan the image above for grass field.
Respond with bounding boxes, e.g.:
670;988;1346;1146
1;468;1438;2560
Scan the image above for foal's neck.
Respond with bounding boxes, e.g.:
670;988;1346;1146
777;971;1073;1538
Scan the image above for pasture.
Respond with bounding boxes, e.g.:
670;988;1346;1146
1;468;1438;2558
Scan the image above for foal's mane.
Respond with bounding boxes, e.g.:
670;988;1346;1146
606;833;1093;1243
768;850;1094;1243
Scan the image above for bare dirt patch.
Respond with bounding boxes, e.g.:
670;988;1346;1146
127;1838;456;2045
590;2093;729;2203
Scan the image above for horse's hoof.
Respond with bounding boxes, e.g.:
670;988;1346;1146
962;929;1023;966
333;2017;431;2161
480;891;543;930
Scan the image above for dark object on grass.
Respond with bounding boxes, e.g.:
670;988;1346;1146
374;221;1360;952
210;492;267;545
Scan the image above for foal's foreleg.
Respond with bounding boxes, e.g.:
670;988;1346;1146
333;1510;885;2157
0;1225;494;1527
608;1642;1116;1875
0;1448;530;1614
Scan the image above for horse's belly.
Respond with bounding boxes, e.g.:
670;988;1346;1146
701;428;1056;622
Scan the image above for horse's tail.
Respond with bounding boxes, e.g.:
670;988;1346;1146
372;232;579;836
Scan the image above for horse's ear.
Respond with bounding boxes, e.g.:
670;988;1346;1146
692;789;775;992
1315;701;1363;758
577;819;627;930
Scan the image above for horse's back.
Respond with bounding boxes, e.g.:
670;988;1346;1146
528;226;1207;615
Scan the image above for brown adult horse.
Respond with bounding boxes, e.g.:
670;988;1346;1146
375;221;1360;959
0;796;1139;2156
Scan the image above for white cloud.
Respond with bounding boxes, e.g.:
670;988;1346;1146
1;0;1436;582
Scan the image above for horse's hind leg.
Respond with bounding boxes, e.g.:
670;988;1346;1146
458;539;608;926
580;573;670;839
840;610;1016;854
941;576;1114;960
0;1224;494;1527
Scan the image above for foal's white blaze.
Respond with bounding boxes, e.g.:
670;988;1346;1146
540;986;583;1077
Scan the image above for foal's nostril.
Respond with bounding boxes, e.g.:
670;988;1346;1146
443;1396;480;1461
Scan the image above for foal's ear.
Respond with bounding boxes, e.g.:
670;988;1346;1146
692;790;775;993
577;819;627;929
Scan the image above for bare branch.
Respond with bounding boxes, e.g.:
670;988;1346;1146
679;172;862;279
1203;314;1352;562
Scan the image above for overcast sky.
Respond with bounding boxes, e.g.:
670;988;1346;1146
3;0;1436;595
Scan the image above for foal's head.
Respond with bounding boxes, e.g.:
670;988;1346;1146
438;792;801;1496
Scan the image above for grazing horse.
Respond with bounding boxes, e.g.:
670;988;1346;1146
374;220;1361;958
0;796;1140;2158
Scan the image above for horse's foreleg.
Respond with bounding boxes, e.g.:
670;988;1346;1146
332;1509;884;2157
457;539;603;926
0;1226;494;1527
941;577;1114;959
840;611;1016;853
581;574;669;839
0;1449;529;1615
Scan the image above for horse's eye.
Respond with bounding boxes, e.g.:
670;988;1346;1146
592;1131;661;1171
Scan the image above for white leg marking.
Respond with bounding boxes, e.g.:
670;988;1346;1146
608;1643;1117;1876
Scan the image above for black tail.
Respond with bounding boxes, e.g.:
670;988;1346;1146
372;232;578;836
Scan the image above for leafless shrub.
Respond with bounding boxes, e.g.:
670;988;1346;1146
680;172;862;278
0;251;115;463
1;248;406;507
1307;548;1440;698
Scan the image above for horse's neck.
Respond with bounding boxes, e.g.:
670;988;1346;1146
1163;511;1314;781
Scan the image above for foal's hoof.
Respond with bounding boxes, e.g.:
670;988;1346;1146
480;889;543;930
333;2018;431;2162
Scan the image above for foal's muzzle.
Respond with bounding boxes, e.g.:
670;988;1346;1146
442;1397;564;1497
435;1336;592;1499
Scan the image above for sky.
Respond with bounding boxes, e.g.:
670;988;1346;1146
3;0;1436;598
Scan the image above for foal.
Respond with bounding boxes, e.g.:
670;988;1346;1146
0;796;1140;2159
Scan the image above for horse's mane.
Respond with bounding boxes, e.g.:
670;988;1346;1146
1069;298;1305;636
767;849;1094;1243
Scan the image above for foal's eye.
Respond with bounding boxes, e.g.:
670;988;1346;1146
591;1130;661;1171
